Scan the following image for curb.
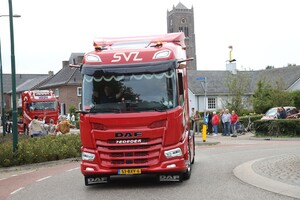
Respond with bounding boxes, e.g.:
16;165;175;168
195;141;220;146
234;157;300;199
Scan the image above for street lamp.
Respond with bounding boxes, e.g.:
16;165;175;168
8;0;20;151
0;14;21;136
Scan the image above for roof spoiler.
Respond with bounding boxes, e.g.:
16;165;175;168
93;32;186;49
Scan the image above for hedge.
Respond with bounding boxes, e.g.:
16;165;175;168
0;134;81;167
253;119;300;137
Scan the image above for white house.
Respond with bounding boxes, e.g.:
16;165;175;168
187;65;300;114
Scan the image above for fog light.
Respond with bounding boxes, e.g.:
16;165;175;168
166;164;176;168
82;152;95;161
86;167;95;171
164;148;182;158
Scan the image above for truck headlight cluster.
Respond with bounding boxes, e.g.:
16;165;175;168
82;152;95;161
164;148;182;158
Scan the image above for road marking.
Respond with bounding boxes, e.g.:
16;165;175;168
0;177;7;181
36;176;52;182
19;170;35;175
66;167;80;172
11;170;35;177
10;187;24;195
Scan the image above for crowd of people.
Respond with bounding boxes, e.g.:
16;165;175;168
190;108;240;137
28;113;76;138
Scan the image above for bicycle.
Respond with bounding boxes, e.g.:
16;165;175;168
244;115;255;133
236;116;255;135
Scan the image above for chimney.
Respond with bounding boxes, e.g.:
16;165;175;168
62;61;69;68
48;71;54;76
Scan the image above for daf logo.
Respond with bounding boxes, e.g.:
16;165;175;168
115;132;142;138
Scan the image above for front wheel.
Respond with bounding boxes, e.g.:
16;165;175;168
248;123;255;133
182;145;192;180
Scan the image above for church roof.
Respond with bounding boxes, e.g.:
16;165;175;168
175;2;188;9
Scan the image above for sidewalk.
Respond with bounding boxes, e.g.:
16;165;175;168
195;133;300;199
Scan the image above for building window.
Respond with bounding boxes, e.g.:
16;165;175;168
77;87;82;97
78;102;82;110
184;27;189;37
207;97;216;109
55;88;59;98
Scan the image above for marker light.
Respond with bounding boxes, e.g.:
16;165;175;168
86;54;102;62
82;152;95;161
164;148;182;159
153;50;170;59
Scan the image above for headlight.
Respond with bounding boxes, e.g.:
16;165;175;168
164;148;182;158
82;152;95;161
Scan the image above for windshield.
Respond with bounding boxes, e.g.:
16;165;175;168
30;101;58;111
82;70;177;113
265;108;278;117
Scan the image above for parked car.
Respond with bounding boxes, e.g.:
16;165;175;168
261;106;300;120
286;107;300;119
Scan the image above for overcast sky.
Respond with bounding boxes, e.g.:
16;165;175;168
0;0;300;74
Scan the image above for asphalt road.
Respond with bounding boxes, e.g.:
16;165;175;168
2;135;300;200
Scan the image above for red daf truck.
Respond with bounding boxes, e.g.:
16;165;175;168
79;32;195;185
17;90;59;134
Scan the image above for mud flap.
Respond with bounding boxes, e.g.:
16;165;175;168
84;176;110;186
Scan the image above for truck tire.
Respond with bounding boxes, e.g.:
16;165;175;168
183;145;192;180
191;134;195;164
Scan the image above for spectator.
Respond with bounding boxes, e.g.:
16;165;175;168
207;112;213;135
66;113;71;121
221;109;231;136
57;115;75;135
29;116;47;137
219;109;224;134
190;108;195;130
230;110;239;137
47;119;57;136
193;110;201;135
71;113;75;126
212;111;220;136
277;107;287;119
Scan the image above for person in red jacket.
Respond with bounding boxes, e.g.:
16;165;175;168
212;111;220;136
230;110;239;137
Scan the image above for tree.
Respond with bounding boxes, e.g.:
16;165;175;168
252;79;294;114
265;65;274;70
225;72;250;114
252;80;273;114
69;105;76;116
290;90;300;109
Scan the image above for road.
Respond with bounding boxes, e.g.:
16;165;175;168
2;134;300;200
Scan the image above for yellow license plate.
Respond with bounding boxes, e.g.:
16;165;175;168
118;168;141;175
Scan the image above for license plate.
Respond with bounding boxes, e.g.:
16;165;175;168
118;168;141;175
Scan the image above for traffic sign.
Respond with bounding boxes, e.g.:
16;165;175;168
196;77;206;81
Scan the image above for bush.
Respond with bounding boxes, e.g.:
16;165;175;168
254;119;300;137
0;134;81;167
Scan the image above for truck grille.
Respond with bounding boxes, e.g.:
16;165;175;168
96;137;162;168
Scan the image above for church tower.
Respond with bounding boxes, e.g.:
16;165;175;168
167;2;197;70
